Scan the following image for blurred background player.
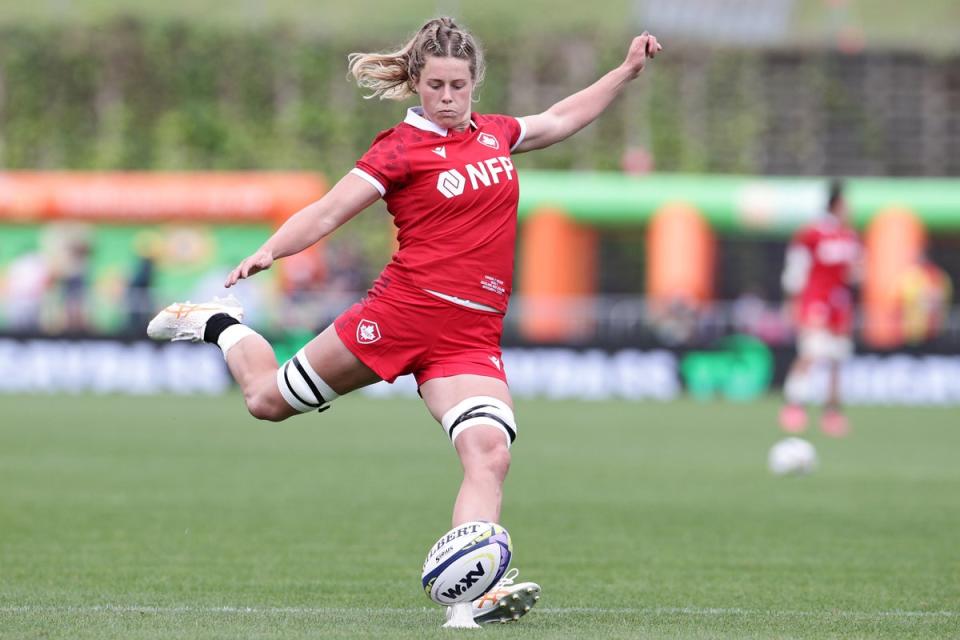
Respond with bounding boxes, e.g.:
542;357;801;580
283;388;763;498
146;17;661;629
779;180;861;437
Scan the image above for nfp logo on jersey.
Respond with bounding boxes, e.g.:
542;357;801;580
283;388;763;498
436;157;515;199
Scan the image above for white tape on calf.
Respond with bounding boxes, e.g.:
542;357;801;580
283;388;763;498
217;324;258;359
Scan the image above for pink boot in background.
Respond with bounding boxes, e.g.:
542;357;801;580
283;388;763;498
779;404;808;433
821;408;850;437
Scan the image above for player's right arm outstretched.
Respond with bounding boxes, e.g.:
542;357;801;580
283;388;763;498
224;173;381;287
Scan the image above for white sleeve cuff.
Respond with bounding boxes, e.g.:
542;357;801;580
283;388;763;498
510;117;527;152
782;246;811;295
350;168;386;197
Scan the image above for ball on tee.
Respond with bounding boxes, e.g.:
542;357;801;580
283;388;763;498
421;521;512;605
768;437;818;475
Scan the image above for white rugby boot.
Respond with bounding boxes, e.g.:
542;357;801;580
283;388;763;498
146;295;244;342
470;568;541;624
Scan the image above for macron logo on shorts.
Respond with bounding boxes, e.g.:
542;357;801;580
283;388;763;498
357;319;381;344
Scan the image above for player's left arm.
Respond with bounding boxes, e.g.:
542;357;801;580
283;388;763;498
224;173;380;287
512;32;662;154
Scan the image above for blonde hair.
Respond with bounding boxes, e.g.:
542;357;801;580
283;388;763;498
347;17;485;101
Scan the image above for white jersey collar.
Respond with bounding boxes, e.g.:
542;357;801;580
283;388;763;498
404;106;476;137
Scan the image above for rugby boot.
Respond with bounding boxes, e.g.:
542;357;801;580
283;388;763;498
147;295;244;342
470;568;541;624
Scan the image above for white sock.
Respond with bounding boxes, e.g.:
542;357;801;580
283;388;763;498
217;324;258;360
784;372;808;405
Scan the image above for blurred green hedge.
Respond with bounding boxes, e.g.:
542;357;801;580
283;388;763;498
2;20;956;178
0;19;764;177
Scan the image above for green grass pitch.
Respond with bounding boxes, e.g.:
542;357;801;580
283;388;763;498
1;393;957;639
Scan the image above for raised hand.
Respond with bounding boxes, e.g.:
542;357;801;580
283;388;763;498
623;31;663;78
224;248;274;288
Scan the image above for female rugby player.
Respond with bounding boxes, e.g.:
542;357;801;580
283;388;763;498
149;17;661;627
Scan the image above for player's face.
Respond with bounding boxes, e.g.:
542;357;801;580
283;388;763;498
416;56;474;131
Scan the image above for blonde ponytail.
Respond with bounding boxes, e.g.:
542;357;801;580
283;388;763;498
348;17;485;101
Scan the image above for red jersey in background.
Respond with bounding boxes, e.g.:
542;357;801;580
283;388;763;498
783;216;861;334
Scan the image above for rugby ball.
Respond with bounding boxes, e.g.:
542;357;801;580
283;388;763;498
768;437;818;476
421;521;512;605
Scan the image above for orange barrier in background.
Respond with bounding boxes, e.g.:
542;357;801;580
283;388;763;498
862;207;926;348
518;208;598;342
0;172;327;224
646;203;715;306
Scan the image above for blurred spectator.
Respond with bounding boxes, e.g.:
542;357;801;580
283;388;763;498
898;255;952;344
126;232;161;335
44;224;94;333
731;287;766;334
621;145;654;176
280;241;368;330
647;296;698;346
280;245;325;303
731;287;793;345
2;246;51;331
323;242;367;295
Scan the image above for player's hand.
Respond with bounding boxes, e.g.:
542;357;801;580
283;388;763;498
623;31;662;78
225;248;274;287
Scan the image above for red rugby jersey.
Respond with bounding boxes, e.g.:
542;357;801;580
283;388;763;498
351;107;526;313
790;216;861;305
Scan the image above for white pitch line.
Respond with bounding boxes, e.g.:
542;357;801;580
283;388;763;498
0;605;956;619
541;607;959;619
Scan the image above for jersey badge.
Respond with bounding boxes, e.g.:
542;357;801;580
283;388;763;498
477;132;500;150
432;146;447;158
357;319;382;344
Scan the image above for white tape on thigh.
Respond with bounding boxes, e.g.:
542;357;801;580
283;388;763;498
276;348;340;413
799;330;852;362
440;396;517;448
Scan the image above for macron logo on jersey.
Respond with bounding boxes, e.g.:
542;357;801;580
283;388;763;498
436;156;515;199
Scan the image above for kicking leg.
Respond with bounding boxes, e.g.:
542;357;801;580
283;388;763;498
148;297;378;421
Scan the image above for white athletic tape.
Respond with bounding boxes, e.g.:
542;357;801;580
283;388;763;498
276;348;339;413
798;329;853;362
440;396;516;448
217;324;258;359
